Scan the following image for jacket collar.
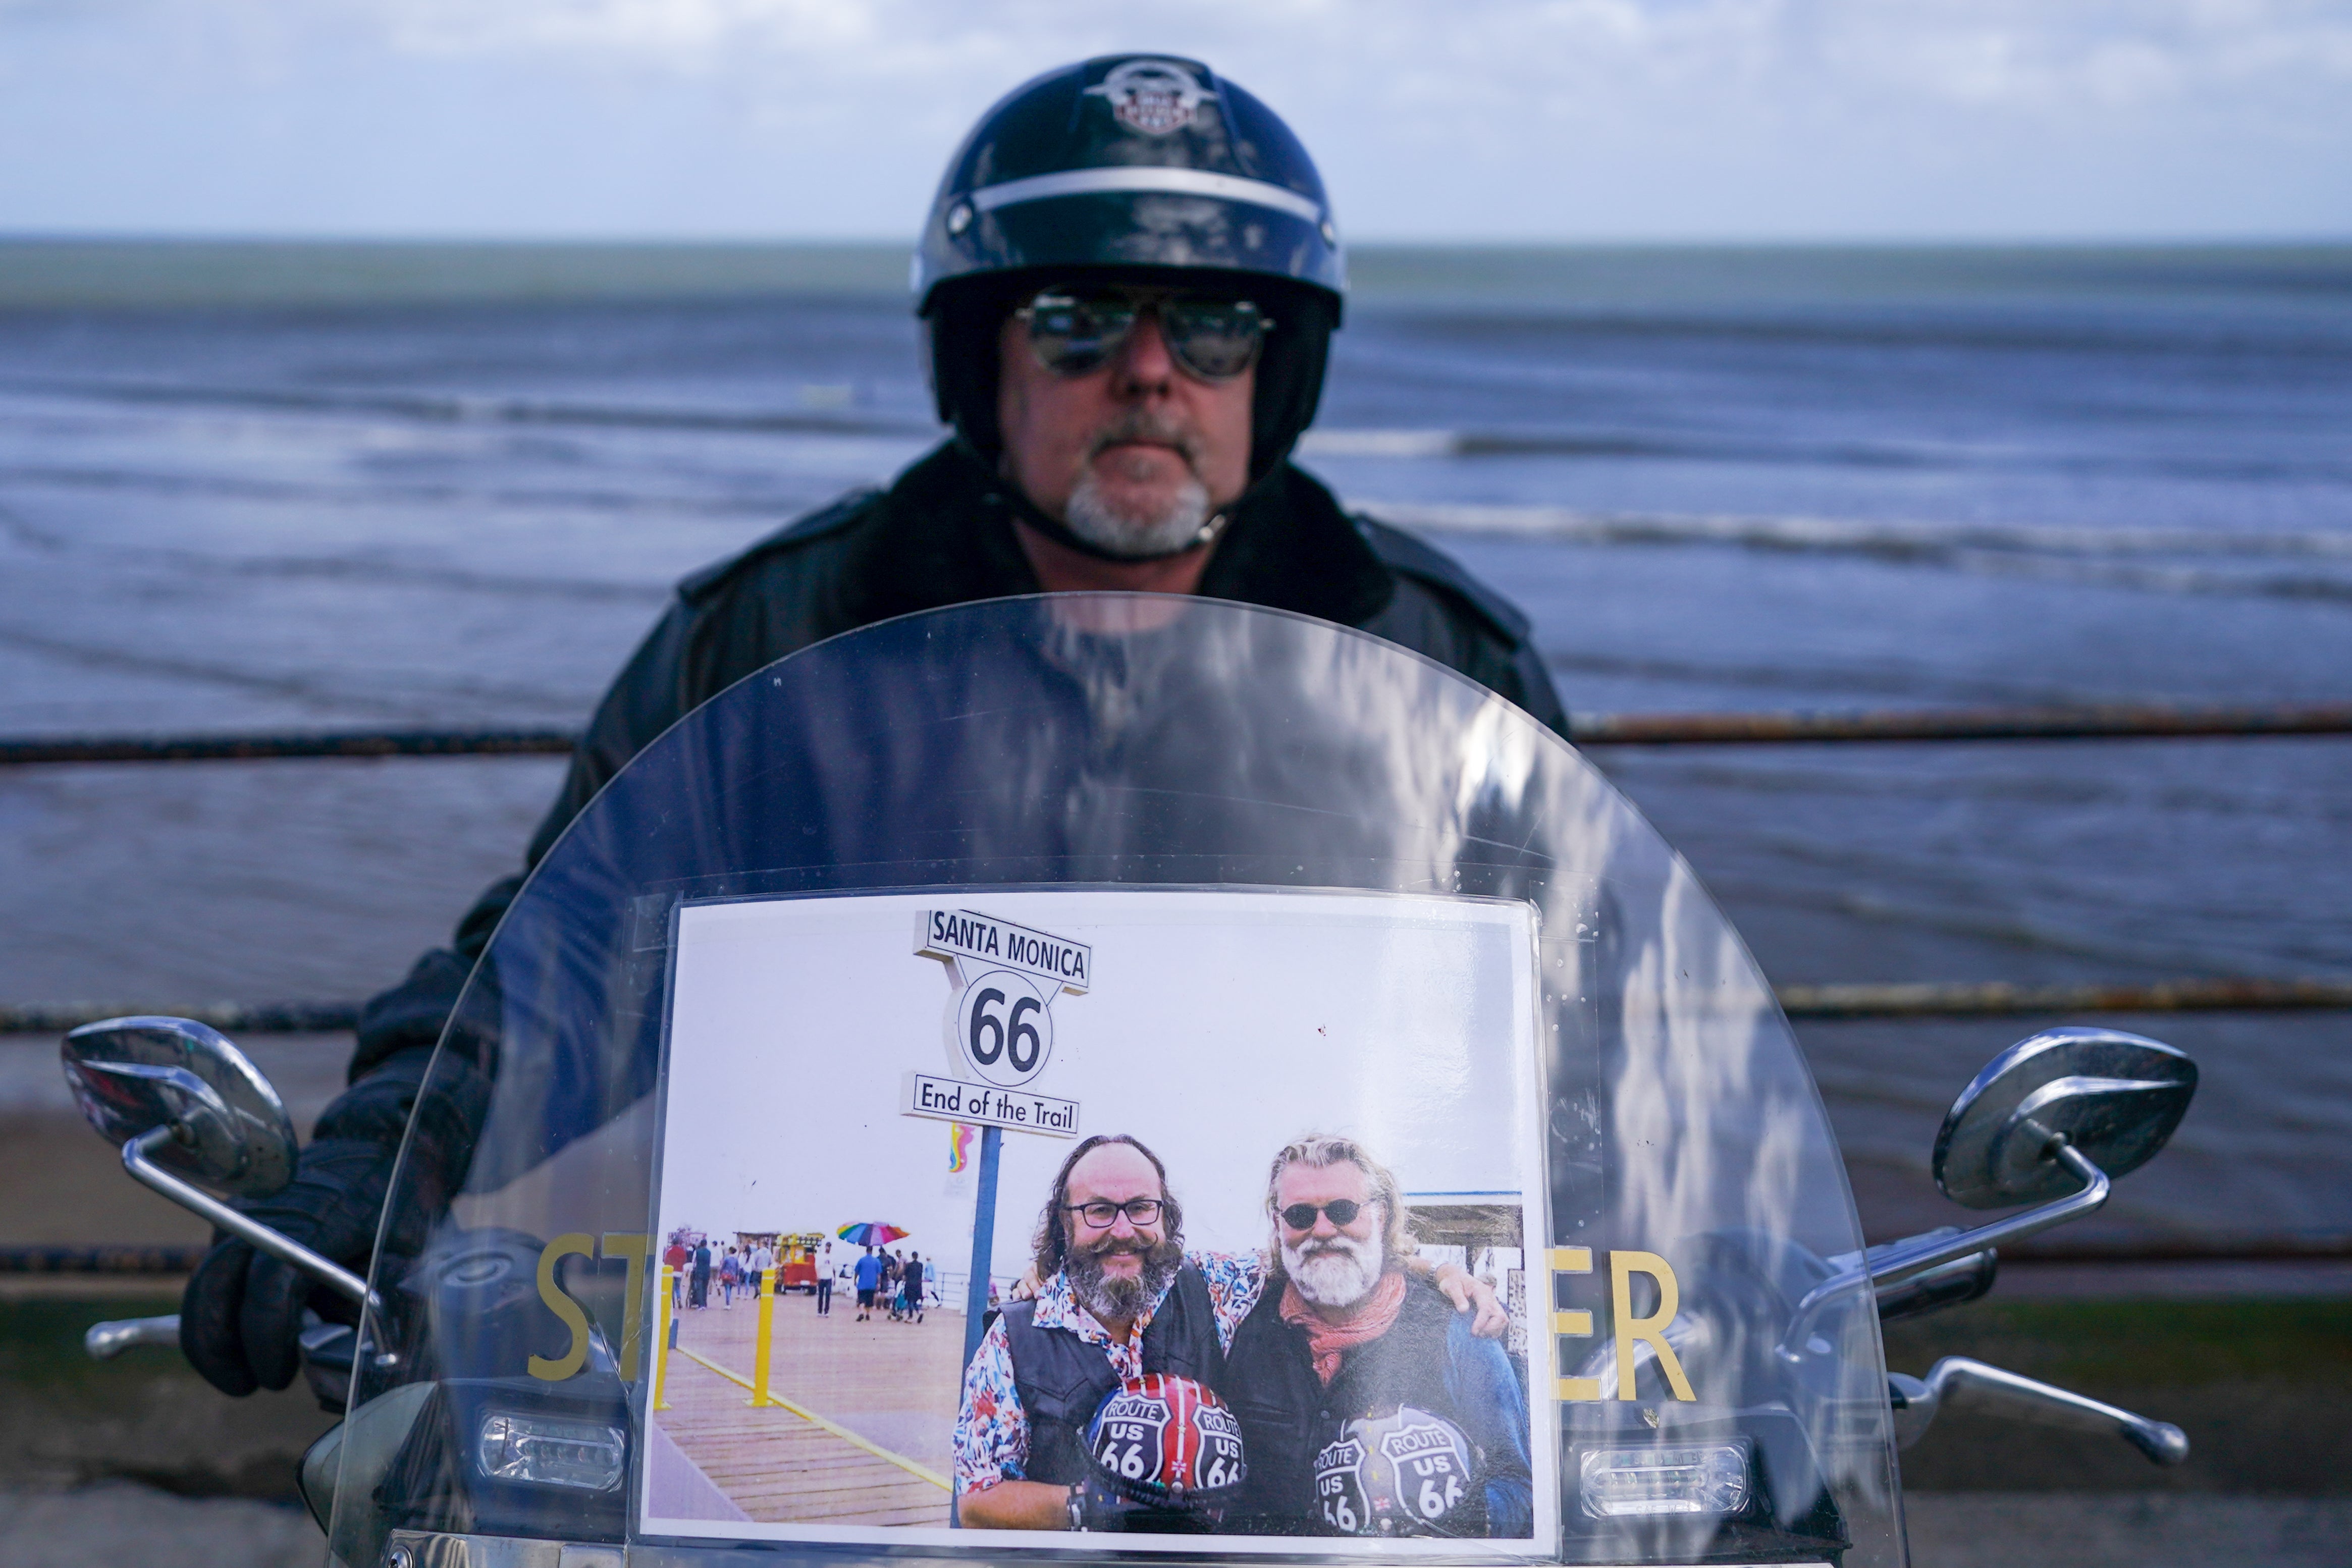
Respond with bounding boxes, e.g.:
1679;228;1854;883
846;442;1397;630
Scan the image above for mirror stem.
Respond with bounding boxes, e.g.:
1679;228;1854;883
1781;1138;2109;1363
123;1125;380;1312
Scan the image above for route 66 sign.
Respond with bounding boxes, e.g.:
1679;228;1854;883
1318;1408;1476;1535
1314;1435;1373;1533
918;909;1089;1090
952;967;1053;1089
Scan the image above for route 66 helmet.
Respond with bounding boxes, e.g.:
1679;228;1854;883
1084;1373;1248;1507
914;55;1345;480
1313;1406;1482;1537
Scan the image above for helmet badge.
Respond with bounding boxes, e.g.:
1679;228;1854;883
1086;59;1216;137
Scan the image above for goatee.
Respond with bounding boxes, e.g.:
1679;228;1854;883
1061;415;1216;559
1067;1233;1184;1323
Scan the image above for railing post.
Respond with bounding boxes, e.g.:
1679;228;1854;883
653;1264;674;1411
748;1266;779;1408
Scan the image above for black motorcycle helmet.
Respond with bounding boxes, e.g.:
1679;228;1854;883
915;55;1346;495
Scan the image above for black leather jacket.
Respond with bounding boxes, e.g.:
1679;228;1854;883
350;440;1565;1080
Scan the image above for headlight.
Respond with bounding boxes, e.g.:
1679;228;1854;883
475;1411;627;1491
1578;1439;1751;1519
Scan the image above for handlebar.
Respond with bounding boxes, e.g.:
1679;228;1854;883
84;1314;180;1360
1889;1356;2188;1466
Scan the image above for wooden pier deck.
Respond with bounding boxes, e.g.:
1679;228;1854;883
652;1289;963;1527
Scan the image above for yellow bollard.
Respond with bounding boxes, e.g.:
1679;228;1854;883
653;1263;675;1412
747;1265;779;1408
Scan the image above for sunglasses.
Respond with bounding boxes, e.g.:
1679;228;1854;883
1278;1199;1368;1231
1015;288;1274;382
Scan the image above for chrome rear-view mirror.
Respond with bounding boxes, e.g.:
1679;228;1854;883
1933;1025;2197;1209
1782;1024;2197;1364
63;1015;297;1197
61;1015;375;1310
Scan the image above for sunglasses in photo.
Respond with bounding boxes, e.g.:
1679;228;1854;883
1278;1199;1370;1231
1015;288;1274;382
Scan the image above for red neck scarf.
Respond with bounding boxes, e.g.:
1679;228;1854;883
1278;1270;1408;1385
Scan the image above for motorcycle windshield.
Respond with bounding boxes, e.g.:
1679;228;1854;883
333;594;1901;1568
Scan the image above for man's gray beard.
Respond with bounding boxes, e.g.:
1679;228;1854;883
1067;1236;1184;1323
1281;1231;1385;1310
1063;466;1213;559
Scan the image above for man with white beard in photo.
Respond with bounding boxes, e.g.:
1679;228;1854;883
1220;1135;1534;1537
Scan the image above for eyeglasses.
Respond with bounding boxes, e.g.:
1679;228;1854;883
1064;1198;1167;1229
1015;288;1274;382
1278;1200;1368;1231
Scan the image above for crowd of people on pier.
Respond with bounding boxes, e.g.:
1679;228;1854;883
659;1232;937;1323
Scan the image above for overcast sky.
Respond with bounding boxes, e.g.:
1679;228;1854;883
5;0;2347;242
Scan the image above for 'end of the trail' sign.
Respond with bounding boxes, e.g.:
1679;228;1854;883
902;1072;1080;1138
915;908;1091;994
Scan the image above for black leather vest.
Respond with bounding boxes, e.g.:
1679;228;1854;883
1221;1276;1462;1531
1001;1262;1224;1486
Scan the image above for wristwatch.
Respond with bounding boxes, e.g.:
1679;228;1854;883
1066;1485;1086;1532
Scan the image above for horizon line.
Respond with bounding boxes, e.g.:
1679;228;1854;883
6;230;2350;252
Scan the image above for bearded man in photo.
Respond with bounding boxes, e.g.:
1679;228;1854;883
1219;1134;1535;1536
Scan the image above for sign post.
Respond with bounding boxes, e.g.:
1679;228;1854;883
910;909;1091;1380
958;1123;1004;1372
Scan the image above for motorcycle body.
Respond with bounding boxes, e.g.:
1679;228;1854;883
65;594;2194;1567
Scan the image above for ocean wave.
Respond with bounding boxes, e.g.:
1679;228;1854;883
1949;552;2352;605
1365;500;2352;562
1302;426;2352;483
1540;647;2096;708
0;618;593;719
0;461;815;520
0;375;935;440
0;505;676;604
1349;303;2352;361
12;375;2345;486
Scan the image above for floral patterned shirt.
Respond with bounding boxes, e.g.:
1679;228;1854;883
952;1250;1265;1494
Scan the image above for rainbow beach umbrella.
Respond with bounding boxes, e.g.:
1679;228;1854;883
836;1221;908;1247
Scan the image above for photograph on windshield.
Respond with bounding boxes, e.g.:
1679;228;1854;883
638;888;1558;1554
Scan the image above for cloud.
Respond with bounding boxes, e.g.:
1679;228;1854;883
3;0;2347;237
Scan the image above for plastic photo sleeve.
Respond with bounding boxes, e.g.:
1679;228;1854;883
639;888;1557;1558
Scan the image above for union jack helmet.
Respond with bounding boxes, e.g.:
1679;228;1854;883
1085;1373;1248;1506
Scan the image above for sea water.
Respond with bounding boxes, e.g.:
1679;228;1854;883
2;240;2347;1246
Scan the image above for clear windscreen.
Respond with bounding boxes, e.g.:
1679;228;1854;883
329;593;1900;1567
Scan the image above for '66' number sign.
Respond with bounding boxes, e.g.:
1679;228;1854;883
954;968;1054;1088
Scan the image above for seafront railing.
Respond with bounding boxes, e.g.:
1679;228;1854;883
6;701;2346;1276
5;700;2347;1026
5;700;2349;764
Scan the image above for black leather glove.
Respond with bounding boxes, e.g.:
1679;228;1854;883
179;1049;426;1397
180;1138;395;1394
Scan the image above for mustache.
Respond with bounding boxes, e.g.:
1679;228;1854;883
1086;411;1203;467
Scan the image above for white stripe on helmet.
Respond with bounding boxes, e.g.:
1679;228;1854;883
969;167;1323;226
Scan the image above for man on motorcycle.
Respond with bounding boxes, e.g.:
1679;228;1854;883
178;52;1570;1401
